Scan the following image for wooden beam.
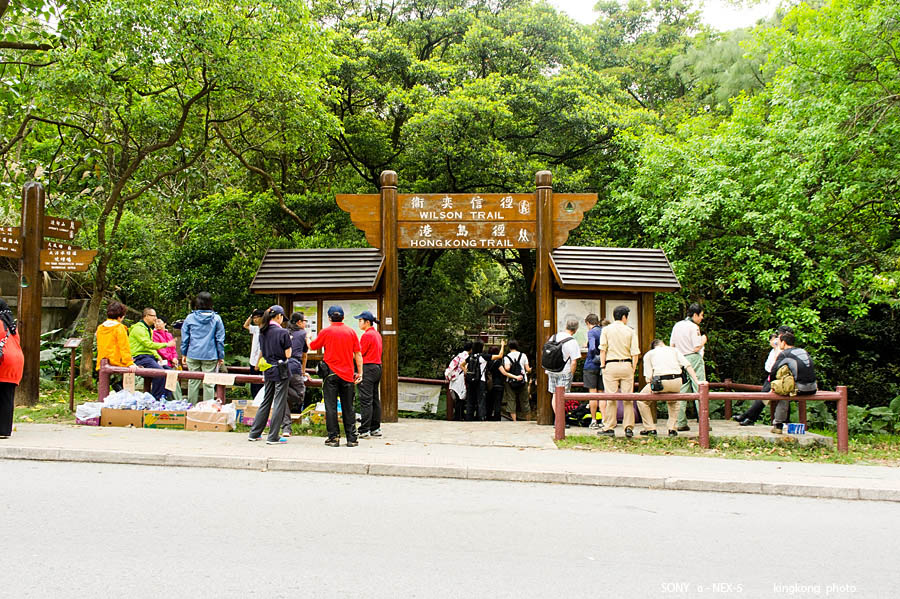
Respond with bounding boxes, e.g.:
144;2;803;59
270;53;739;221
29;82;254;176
380;171;399;423
15;182;44;406
535;171;554;425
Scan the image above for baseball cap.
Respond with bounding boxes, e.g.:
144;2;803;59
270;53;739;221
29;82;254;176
327;305;344;319
354;310;378;324
268;305;286;316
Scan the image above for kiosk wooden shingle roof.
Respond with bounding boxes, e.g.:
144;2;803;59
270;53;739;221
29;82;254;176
250;248;385;294
550;246;680;292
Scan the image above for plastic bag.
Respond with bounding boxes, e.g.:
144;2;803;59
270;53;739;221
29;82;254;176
75;402;104;424
252;387;265;407
193;399;223;412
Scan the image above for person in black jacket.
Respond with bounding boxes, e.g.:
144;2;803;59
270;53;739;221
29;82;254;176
769;332;817;434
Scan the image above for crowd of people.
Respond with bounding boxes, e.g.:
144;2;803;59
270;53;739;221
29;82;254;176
444;302;818;436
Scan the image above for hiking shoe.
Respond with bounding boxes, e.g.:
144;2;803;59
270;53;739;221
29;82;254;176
248;436;261;442
639;429;657;437
770;426;783;435
597;429;615;437
588;421;600;430
624;427;634;438
266;437;288;445
346;440;359;447
282;431;292;438
739;419;754;426
677;425;691;432
325;438;340;447
370;429;382;437
668;430;678;437
358;431;370;439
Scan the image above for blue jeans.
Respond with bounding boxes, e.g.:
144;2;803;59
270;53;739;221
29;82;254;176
133;354;169;399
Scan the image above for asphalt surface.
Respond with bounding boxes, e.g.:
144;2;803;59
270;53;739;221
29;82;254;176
2;460;896;598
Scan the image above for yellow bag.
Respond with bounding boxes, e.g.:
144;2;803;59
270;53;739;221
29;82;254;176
257;357;272;372
770;364;797;396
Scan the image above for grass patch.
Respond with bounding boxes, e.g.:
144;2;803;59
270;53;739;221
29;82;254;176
12;386;93;425
557;430;900;465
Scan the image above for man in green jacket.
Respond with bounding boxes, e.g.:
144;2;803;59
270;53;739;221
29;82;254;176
128;307;176;399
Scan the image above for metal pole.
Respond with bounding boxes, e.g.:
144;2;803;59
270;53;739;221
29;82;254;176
16;182;44;406
554;385;565;441
798;399;807;427
698;382;710;449
445;385;453;422
836;386;848;453
68;348;76;412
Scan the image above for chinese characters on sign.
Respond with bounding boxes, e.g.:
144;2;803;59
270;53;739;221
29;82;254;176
43;217;82;240
39;249;98;272
398;193;536;249
0;226;22;258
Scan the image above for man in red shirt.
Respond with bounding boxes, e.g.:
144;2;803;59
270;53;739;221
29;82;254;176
355;310;383;438
309;306;363;447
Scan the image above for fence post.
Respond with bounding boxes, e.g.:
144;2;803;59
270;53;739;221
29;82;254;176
698;382;710;449
554;386;565;441
445;385;454;422
215;384;226;403
724;378;732;420
798;399;807;427
98;358;110;402
836;386;849;454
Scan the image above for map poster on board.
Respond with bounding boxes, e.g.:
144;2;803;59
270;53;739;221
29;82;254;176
604;299;639;343
555;298;601;352
320;299;378;341
291;301;319;350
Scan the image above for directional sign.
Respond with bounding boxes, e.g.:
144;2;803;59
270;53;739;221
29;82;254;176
0;226;22;258
43;217;82;240
39;248;97;272
43;240;82;251
398;193;535;222
399;221;536;249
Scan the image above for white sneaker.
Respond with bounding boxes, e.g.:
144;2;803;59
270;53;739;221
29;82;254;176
588;421;600;430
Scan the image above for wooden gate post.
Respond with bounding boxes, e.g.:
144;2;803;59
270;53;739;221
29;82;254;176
535;171;553;425
380;170;399;423
16;182;45;406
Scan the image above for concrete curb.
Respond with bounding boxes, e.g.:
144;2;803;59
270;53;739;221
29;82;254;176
1;445;898;503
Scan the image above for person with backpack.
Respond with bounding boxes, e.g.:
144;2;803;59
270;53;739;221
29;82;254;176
444;342;472;421
598;305;641;437
767;331;817;434
582;314;605;429
486;345;506;421
542;319;581;420
499;339;532;421
181;292;226;404
464;340;504;421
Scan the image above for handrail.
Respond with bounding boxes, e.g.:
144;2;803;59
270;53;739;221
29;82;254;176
553;382;849;453
97;359;322;404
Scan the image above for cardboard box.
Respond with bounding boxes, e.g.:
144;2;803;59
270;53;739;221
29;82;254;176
143;410;187;430
230;400;253;426
185;410;234;432
101;408;144;428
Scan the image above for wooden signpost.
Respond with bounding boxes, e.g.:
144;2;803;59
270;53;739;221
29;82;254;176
337;171;597;424
10;182;94;406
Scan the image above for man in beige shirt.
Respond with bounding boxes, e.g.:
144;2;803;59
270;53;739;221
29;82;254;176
638;340;699;436
598;305;642;437
669;302;707;431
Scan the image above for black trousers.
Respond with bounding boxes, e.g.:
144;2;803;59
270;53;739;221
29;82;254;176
358;364;382;434
249;377;289;442
465;380;486;421
249;365;264;399
0;382;15;436
738;399;767;424
487;386;504;420
324;374;357;441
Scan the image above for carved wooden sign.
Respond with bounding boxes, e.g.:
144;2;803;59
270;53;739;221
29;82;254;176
0;226;22;258
337;191;596;250
43;240;82;251
40;248;98;272
43;217;81;240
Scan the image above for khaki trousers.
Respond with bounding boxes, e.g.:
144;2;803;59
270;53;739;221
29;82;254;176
639;378;682;431
601;361;635;431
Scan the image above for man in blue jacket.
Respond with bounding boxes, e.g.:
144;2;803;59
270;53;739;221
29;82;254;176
180;292;226;404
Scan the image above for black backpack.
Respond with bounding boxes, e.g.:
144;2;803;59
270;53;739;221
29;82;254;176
541;335;573;373
464;353;480;385
506;353;527;389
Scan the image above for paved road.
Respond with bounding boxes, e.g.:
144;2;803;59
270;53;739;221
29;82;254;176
1;460;895;598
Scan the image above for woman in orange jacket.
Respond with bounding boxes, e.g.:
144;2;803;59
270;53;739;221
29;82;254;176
95;301;137;392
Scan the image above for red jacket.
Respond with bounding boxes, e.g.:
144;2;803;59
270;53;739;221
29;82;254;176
0;322;24;385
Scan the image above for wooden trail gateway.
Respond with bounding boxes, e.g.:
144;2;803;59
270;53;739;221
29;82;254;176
251;171;680;424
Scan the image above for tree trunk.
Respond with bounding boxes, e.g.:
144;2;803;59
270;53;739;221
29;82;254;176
78;257;110;386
